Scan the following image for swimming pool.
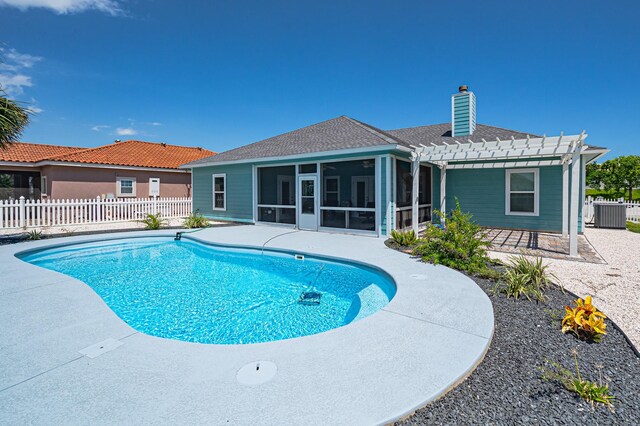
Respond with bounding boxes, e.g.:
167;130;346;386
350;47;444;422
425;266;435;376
19;237;396;344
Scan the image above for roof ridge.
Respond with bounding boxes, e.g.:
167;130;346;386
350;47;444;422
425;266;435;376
117;139;209;151
342;116;408;146
46;140;214;162
8;141;87;150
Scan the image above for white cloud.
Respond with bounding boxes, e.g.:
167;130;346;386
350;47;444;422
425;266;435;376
0;73;33;96
115;127;138;136
91;124;110;132
4;49;41;68
26;106;43;113
148;121;162;126
0;0;123;15
0;48;42;96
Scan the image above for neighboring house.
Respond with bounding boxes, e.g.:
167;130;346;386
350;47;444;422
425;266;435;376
0;140;215;200
182;86;608;254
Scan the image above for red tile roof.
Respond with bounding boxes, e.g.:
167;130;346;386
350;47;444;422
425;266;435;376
0;140;216;169
0;142;86;163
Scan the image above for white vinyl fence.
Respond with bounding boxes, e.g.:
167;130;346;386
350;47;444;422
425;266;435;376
583;196;640;224
0;196;192;229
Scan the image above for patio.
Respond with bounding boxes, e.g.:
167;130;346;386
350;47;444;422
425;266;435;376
485;228;604;263
0;226;493;425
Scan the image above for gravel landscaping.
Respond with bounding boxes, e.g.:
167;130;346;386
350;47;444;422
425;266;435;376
398;276;640;425
490;227;640;350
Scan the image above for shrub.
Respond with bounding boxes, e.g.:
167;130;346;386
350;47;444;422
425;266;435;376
390;229;417;246
139;213;166;230
183;212;210;229
499;255;554;302
541;350;614;408
562;296;607;342
413;200;494;277
627;221;640;234
26;229;42;240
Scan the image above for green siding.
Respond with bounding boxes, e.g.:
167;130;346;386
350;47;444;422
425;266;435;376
445;166;563;232
452;92;476;137
192;163;254;222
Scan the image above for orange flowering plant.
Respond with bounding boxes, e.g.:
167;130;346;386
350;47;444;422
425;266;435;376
562;296;607;342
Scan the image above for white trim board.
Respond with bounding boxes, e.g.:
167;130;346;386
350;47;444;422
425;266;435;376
183;145;410;169
505;168;539;217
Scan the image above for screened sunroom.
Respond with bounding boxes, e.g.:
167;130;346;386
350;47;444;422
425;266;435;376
254;157;379;234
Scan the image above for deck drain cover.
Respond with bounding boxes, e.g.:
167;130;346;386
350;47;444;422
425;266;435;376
410;274;428;280
236;361;277;386
78;338;123;359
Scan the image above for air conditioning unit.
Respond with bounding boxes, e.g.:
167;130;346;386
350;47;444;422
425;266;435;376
594;203;626;229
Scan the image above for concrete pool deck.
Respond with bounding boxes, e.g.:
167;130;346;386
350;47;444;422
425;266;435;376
0;226;494;425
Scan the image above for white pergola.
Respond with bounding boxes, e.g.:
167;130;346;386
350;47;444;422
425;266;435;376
409;132;587;256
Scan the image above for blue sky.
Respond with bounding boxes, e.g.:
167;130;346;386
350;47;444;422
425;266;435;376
0;0;638;159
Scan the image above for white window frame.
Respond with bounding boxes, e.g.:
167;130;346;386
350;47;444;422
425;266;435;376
116;176;137;197
40;175;48;196
505;168;539;216
212;173;226;211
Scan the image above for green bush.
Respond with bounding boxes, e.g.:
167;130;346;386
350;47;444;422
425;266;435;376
627;221;640;234
390;229;417;246
499;255;555;302
139;213;166;230
183;212;210;229
413;200;494;277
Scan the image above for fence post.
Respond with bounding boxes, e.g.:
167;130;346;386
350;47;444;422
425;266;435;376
19;196;26;228
153;196;158;215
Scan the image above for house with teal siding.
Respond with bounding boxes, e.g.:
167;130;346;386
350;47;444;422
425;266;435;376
182;86;608;255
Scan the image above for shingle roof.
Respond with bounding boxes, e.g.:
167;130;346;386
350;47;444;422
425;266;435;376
184;117;542;167
185;116;409;166
0;142;86;163
47;140;215;169
0;140;215;169
385;123;539;146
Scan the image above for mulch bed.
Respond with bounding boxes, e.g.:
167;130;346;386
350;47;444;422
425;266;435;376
390;241;640;425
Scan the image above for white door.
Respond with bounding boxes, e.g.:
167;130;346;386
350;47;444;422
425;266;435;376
298;176;318;231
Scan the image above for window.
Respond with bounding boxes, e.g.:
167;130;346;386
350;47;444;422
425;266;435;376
40;176;47;196
320;159;376;232
116;177;136;197
394;159;432;229
257;166;296;224
506;168;539;216
298;163;317;174
213;173;226;211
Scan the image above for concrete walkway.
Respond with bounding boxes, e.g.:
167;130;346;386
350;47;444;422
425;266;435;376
0;226;493;425
489;226;640;350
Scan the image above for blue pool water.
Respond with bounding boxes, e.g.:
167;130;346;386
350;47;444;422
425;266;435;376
20;237;396;344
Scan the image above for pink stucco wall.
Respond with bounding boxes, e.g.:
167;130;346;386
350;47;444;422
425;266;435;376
40;165;192;199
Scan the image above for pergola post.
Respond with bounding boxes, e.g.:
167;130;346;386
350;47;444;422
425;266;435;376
562;161;569;238
440;163;447;226
411;158;420;233
569;153;581;257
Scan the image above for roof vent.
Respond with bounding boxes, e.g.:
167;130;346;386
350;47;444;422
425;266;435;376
452;85;476;137
114;139;121;143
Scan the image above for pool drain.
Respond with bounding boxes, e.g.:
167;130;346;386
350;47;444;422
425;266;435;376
236;361;277;386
